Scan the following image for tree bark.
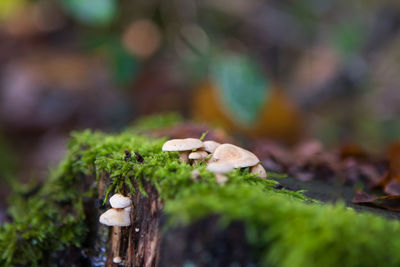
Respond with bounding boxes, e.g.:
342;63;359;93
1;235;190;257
96;172;163;267
87;171;253;267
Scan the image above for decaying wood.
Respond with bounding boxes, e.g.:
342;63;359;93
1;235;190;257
96;171;163;267
91;170;250;267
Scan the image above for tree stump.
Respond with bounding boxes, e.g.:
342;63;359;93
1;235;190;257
93;171;252;267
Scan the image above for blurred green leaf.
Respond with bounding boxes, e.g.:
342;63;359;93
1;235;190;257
84;34;139;85
111;42;139;85
210;53;269;127
333;20;365;56
60;0;116;26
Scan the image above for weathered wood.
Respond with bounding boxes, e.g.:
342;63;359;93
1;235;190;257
96;172;163;267
91;170;254;267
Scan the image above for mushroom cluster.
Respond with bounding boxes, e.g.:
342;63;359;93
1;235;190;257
99;193;132;264
99;194;132;227
162;138;267;184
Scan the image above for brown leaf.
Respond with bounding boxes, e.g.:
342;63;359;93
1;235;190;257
387;142;400;181
250;140;291;167
374;142;400;189
352;191;400;211
384;180;400;196
339;144;368;160
352;191;377;203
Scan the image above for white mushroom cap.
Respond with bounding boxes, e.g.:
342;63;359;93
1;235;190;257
99;208;131;227
113;256;122;264
188;151;209;160
162;138;204;152
203;140;221;153
212;144;259;168
250;163;267;179
207;161;235;174
110;194;132;209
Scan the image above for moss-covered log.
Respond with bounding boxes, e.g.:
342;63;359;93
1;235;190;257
2;115;400;267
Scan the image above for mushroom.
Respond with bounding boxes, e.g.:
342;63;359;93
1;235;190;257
207;161;235;185
162;138;204;163
250;163;267;179
203;140;221;153
113;256;122;264
188;151;209;164
212;144;260;168
110;194;132;208
207;161;235;173
99;207;131;227
99;195;132;263
191;169;201;180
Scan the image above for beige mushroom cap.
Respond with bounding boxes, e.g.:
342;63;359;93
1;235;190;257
189;151;209;160
99;208;131;227
207;161;235;174
162;138;204;152
212;144;260;168
109;194;132;209
250;163;267;179
113;257;122;264
203;140;221;153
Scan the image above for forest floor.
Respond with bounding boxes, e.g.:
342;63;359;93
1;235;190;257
277;177;400;220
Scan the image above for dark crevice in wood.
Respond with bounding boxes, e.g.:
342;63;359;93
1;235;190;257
159;216;256;267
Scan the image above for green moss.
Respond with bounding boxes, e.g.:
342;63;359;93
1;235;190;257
165;185;400;267
0;154;88;266
1;114;400;266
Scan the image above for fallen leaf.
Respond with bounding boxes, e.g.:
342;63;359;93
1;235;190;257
352;191;400;211
339;144;369;160
352;191;377;203
384;180;400;196
374;142;400;189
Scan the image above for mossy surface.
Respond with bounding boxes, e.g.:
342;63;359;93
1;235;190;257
1;114;400;266
166;185;400;267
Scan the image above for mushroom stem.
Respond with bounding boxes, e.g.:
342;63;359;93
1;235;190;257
192;159;201;165
179;151;190;163
112;226;122;264
215;174;228;185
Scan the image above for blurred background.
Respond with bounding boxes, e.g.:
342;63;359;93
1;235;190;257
1;0;400;209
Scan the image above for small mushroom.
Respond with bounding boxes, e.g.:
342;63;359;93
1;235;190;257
113;256;122;264
203;140;221;153
99;207;131;227
212;144;259;168
162;138;204;163
207;161;235;174
250;163;267;179
207;161;235;185
109;194;132;208
191;169;201;180
189;151;209;164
